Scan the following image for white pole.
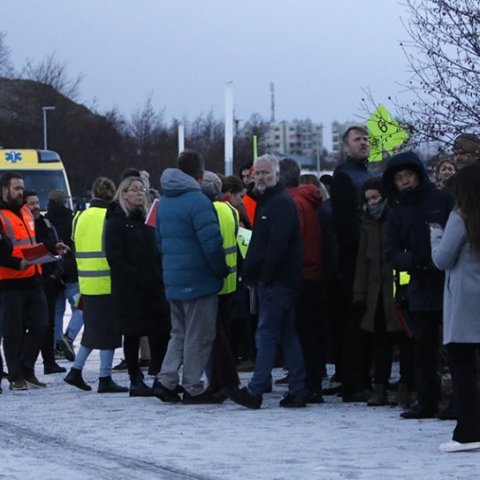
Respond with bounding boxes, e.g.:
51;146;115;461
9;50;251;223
178;122;185;154
224;81;234;176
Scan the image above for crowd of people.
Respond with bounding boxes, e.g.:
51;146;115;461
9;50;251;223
0;129;479;453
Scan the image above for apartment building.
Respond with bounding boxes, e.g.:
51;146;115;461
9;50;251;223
264;119;323;158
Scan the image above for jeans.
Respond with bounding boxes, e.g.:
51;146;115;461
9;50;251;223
55;282;83;342
73;346;114;378
248;283;306;396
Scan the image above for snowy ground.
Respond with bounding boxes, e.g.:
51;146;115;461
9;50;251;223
1;320;478;480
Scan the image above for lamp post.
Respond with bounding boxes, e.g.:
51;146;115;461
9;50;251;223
42;106;55;150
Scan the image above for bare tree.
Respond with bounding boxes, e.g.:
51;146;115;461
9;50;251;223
129;95;164;158
21;53;82;99
397;0;480;144
0;31;14;77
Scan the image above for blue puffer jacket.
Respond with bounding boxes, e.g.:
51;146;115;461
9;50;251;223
156;168;228;301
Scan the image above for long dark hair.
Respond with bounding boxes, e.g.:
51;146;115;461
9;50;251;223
455;163;480;254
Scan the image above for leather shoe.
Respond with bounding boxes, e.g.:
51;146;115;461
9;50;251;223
227;386;262;409
44;363;67;375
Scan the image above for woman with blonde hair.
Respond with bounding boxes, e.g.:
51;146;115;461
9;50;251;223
105;176;170;397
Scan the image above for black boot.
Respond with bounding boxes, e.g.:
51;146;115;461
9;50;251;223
129;376;154;397
64;367;92;391
97;376;128;393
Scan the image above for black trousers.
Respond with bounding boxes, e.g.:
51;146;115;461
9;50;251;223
124;332;169;379
40;277;62;366
447;343;480;443
208;294;240;392
296;280;325;392
410;311;441;408
371;296;415;387
1;285;48;381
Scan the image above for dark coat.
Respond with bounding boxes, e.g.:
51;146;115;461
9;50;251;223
330;157;374;281
242;182;302;290
353;208;398;333
105;202;170;336
383;152;454;312
46;204;78;283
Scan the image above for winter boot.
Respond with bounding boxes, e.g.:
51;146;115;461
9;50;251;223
367;384;387;406
64;367;92;391
97;376;128;393
129;376;154;397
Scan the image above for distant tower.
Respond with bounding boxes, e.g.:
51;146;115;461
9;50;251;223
270;82;275;123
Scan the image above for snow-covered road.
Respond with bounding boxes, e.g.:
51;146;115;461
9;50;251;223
1;347;478;480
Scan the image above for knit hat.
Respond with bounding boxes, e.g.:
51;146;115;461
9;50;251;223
47;189;69;205
201;171;222;200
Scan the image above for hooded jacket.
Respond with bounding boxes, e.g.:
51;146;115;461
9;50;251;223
288;184;322;280
383;151;454;311
156;168;228;301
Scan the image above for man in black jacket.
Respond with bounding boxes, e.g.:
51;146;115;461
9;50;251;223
228;154;306;409
24;191;69;375
383;151;453;419
330;126;374;402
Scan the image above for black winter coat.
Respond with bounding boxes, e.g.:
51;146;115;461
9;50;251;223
330;156;374;280
242;183;302;290
105;202;170;336
383;152;454;312
46;204;78;282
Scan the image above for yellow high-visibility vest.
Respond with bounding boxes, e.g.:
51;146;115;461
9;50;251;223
72;207;111;295
214;201;239;295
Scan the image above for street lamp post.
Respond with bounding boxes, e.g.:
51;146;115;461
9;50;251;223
42;106;55;150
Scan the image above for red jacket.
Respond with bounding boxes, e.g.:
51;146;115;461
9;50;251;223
288;185;322;280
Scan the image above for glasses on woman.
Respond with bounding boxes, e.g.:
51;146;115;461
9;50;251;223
126;187;147;193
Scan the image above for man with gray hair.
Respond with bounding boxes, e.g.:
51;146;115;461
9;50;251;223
228;154;306;409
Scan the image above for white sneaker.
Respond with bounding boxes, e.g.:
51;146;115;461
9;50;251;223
439;440;480;452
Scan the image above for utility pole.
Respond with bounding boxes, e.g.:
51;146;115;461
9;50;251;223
224;81;234;176
42;106;55;150
270;82;275;123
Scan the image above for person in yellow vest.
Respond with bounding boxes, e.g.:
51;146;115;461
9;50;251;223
201;171;240;399
0;172;48;391
63;177;127;394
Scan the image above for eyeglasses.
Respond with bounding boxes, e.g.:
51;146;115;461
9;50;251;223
126;187;147;193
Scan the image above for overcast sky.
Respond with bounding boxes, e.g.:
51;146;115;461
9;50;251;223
2;0;411;146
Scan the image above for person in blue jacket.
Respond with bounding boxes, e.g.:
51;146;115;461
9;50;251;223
155;150;228;404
